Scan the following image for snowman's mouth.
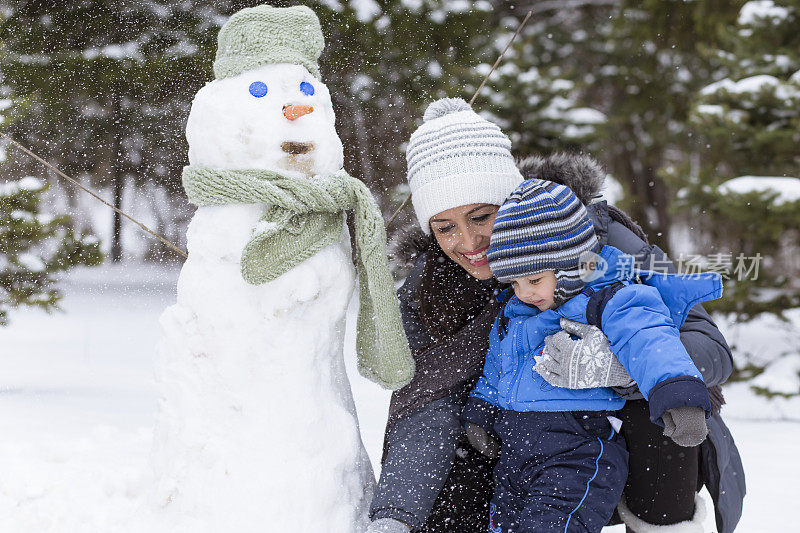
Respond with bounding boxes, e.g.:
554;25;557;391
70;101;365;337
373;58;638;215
281;141;315;155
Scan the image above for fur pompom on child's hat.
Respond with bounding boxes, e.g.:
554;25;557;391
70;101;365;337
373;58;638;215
214;4;325;80
405;97;523;234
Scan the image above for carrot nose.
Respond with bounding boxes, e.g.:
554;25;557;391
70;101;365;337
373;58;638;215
283;104;313;121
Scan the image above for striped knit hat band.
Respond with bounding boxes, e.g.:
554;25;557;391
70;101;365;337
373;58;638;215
488;178;600;306
406;98;523;234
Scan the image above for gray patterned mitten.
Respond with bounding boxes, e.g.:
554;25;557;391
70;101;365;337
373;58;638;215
662;406;709;447
366;518;411;533
535;318;634;389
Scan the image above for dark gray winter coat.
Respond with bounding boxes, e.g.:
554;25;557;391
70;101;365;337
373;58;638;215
370;155;745;533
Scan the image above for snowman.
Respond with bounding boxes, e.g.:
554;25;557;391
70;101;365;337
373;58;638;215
148;5;414;532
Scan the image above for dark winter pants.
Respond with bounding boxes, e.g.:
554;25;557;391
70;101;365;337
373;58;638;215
418;434;496;533
616;399;700;525
489;410;628;533
419;402;700;532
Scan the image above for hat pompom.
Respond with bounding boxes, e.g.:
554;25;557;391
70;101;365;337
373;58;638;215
423;98;471;122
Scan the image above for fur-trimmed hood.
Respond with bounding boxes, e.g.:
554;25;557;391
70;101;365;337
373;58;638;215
516;152;606;206
388;224;430;276
519;153;647;243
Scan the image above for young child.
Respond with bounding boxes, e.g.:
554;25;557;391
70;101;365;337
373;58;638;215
461;178;719;533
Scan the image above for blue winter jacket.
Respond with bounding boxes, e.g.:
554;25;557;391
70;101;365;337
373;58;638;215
467;244;720;425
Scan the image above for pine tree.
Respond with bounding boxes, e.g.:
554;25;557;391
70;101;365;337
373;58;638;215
684;0;800;319
476;3;614;158
0;0;510;245
0;175;103;325
577;1;741;254
0;1;216;260
310;0;505;220
679;0;800;397
473;1;741;254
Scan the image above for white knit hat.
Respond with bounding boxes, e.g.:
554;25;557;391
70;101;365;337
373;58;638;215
405;98;523;234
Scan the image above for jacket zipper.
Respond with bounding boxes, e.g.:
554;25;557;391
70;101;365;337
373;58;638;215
508;320;524;405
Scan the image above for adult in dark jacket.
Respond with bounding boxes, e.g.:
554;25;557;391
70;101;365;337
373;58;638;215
367;99;744;533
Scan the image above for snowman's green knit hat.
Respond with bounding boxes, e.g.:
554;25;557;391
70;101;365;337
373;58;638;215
213;4;325;80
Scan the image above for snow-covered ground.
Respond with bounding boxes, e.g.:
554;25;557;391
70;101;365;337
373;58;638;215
0;263;797;532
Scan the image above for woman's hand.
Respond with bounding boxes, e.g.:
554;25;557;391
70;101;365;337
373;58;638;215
465;423;500;460
535;318;634;389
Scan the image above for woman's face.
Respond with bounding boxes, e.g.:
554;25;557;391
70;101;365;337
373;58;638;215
429;203;499;280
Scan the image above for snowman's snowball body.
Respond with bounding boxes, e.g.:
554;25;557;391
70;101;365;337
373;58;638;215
149;63;374;533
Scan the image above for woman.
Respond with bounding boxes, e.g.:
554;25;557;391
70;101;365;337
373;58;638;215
367;98;744;533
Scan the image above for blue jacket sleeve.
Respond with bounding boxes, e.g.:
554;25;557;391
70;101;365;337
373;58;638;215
601;285;711;425
369;394;463;529
604;218;734;393
613;302;733;399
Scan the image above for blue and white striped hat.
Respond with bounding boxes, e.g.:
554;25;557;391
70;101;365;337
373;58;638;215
487;178;600;305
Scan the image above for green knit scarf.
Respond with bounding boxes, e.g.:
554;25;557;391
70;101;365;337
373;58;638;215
182;166;415;390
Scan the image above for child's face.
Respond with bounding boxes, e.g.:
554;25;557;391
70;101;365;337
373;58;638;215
511;271;558;311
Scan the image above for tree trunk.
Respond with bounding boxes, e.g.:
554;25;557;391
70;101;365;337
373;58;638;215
111;88;123;262
607;128;673;257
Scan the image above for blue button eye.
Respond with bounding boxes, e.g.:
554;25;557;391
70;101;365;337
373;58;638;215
299;81;315;96
249;81;268;98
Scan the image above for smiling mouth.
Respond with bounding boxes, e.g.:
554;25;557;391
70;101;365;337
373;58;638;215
461;247;488;264
281;141;315;155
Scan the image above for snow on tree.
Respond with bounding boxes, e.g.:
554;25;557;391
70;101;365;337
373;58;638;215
685;0;800;314
0;0;217;260
684;0;800;396
0;175;103;325
476;1;743;256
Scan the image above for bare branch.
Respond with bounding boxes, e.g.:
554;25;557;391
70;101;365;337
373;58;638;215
515;0;620;13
